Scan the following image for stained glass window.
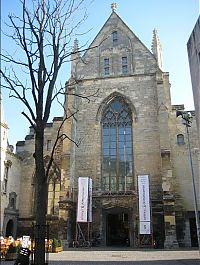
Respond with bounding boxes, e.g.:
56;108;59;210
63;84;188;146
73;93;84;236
101;97;133;191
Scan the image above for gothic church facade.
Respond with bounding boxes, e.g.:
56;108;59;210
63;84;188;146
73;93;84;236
2;7;199;248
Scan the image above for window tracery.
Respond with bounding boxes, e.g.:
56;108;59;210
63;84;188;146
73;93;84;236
101;96;133;191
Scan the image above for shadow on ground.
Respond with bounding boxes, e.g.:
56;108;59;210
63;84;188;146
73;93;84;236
47;259;200;265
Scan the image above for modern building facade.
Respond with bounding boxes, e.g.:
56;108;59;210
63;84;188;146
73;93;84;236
2;6;199;249
187;16;200;148
187;14;200;249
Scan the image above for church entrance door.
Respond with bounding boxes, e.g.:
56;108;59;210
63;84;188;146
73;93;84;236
5;219;14;237
106;212;129;246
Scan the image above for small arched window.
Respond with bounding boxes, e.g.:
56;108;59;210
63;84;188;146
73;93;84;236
177;134;184;145
112;31;118;46
101;96;133;192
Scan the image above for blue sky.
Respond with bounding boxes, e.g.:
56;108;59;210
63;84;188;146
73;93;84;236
1;0;199;147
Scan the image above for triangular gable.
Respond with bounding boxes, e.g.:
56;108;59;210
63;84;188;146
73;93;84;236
82;11;155;60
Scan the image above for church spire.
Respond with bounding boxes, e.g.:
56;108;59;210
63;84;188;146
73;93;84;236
71;38;80;78
151;29;164;71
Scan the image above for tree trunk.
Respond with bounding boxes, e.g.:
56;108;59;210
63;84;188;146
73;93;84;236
34;124;47;265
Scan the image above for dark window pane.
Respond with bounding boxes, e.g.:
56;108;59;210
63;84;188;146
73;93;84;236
104;128;109;135
119;183;124;191
103;149;109;155
126;148;132;155
110;127;116;134
119;153;125;161
102;167;109;174
118;141;124;148
110;177;116;191
103;156;109;164
118;134;124;142
110;148;116;155
113;39;118;46
110;134;116;142
102;177;106;185
126;127;131;134
126;134;132;142
122;65;128;74
112;31;118;47
110;155;116;161
105;67;109;75
104;135;109;143
118;127;124;135
104;58;109;66
126;177;132;191
110;161;116;174
111;100;121;112
118;148;124;155
122;56;127;65
119;162;126;176
126;162;132;176
125;141;131;148
177;134;184;145
126;154;132;162
103;142;109;149
110;141;116;148
110;170;117;177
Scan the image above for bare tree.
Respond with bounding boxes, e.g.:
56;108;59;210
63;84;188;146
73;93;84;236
0;0;93;264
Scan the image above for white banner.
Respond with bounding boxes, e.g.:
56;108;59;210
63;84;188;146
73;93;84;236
138;175;151;234
140;222;151;234
22;235;30;248
88;178;92;222
77;177;89;222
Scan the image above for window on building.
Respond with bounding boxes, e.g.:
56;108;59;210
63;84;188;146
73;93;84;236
48;177;60;215
44;157;61;215
112;31;118;47
3;160;12;193
122;56;128;74
3;130;6;141
3;167;9;193
9;192;17;209
101;96;133;192
47;140;52;151
177;134;185;145
104;58;110;76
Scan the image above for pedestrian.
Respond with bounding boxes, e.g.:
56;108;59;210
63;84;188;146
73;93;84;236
14;247;31;265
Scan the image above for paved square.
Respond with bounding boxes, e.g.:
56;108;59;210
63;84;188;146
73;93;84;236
1;249;199;265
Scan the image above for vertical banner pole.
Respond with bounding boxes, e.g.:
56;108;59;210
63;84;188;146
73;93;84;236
87;222;90;242
76;177;92;246
138;175;152;247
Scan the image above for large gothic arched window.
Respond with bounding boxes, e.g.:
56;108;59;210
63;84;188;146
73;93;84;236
101;96;133;192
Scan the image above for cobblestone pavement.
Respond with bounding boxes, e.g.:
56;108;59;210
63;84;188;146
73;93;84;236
1;249;199;265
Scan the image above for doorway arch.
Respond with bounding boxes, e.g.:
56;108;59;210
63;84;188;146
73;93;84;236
106;212;129;246
5;219;14;237
103;207;131;246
